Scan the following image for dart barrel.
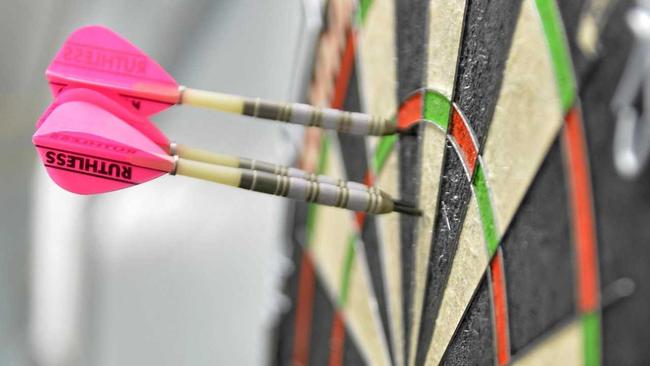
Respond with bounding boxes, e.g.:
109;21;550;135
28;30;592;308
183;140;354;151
238;168;395;214
179;88;396;136
242;98;397;136
175;158;402;214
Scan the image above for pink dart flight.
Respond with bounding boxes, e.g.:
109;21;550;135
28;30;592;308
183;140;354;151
46;25;181;117
38;87;171;148
33;100;174;194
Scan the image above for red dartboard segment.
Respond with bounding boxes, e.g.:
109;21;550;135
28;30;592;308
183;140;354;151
328;312;346;366
489;248;511;366
292;254;316;365
563;107;600;313
450;107;479;175
331;30;357;110
397;91;423;130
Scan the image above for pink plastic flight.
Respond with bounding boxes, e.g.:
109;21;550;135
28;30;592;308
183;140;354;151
33;100;174;194
46;25;181;117
37;88;171;148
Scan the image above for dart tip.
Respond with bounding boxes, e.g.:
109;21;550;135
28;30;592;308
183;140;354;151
393;200;422;216
395;125;419;136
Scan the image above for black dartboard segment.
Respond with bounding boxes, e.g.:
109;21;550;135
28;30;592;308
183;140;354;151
440;277;495;366
501;137;575;354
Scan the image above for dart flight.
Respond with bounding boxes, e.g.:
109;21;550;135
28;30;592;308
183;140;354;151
46;25;398;136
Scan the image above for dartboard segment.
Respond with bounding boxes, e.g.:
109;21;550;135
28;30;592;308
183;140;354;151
439;277;496;365
422;187;490;365
489;248;510;365
510;319;584;365
395;0;468;364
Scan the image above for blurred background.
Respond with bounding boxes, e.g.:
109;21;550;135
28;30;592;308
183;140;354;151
0;1;317;364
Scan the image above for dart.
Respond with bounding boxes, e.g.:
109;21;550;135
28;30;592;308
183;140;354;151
33;100;420;215
46;25;398;136
168;142;370;192
41;88;370;192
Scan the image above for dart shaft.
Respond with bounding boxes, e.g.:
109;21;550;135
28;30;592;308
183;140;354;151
180;88;396;136
173;143;369;191
175;158;397;214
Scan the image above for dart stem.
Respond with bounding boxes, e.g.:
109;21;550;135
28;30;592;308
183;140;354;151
173;143;368;192
180;88;244;114
175;158;417;215
180;87;397;136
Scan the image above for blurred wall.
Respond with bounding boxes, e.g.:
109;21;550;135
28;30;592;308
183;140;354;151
0;1;306;365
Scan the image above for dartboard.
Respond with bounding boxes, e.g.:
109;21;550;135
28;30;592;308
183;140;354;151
273;0;650;365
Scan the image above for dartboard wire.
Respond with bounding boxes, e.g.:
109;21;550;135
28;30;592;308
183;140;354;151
405;1;469;363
